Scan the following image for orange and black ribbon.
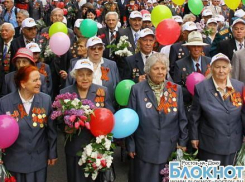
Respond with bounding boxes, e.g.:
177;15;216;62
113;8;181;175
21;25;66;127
39;63;48;78
18;104;28;118
95;88;105;107
101;67;110;81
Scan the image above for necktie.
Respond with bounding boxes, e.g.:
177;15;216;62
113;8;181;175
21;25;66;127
3;44;7;60
110;31;116;44
196;63;201;73
239;43;243;50
134;33;139;45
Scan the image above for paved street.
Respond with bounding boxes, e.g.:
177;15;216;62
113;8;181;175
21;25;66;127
47;131;129;182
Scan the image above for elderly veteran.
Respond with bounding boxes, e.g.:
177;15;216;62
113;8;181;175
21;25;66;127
190;53;245;165
127;53;188;182
0;65;57;182
174;31;211;107
60;59;114;182
205;18;218;45
1;48;48;96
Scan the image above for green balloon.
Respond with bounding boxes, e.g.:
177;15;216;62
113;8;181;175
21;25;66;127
188;0;204;15
151;5;172;27
49;22;68;37
80;19;98;38
243;0;245;5
115;80;135;106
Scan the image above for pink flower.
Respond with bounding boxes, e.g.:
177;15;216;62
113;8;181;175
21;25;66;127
92;162;97;169
75;122;80;129
97;153;103;159
69;115;76;122
85;122;90;130
79;115;87;121
79;120;85;127
101;160;107;167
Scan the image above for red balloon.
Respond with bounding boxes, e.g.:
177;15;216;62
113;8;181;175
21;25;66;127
186;72;205;95
243;87;245;104
58;2;65;9
90;108;115;137
63;8;68;16
140;10;150;15
156;19;181;45
96;9;101;17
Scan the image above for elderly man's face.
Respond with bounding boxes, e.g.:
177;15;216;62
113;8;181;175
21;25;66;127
149;61;167;84
142;21;152;29
1;24;14;42
211;60;231;81
129;18;142;32
15;58;32;70
188;46;203;60
182;30;193;41
232;23;245;41
212;0;219;6
139;35;155;54
4;0;14;10
51;10;64;23
105;14;118;30
17;13;27;27
22;26;37;40
207;22;218;34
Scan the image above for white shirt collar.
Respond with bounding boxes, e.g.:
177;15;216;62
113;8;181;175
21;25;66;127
18;90;34;104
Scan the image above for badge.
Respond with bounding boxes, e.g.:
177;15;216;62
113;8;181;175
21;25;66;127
179;48;182;51
183;68;186;71
172;98;176;102
40;124;44;128
214;93;218;97
101;103;105;107
182;53;184;55
33;122;37;127
96;103;100;107
144;98;147;101
133;68;136;72
146;102;152;108
164;91;168;97
173;108;177;112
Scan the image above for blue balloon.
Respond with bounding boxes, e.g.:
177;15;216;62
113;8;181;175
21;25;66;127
112;108;139;139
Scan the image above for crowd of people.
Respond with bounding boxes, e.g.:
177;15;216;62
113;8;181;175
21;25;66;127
0;0;245;181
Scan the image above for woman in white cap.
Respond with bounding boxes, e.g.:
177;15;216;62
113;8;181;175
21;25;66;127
60;59;114;182
190;53;245;165
0;65;57;182
1;48;48;96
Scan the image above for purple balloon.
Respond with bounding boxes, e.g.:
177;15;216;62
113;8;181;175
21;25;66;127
186;72;205;95
49;32;71;56
0;115;19;149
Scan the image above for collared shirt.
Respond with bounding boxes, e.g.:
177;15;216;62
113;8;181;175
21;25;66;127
141;51;153;65
131;28;140;42
23;37;35;46
109;26;118;41
4;38;13;53
235;39;244;50
4;7;18;28
192;56;202;72
212;76;233;99
18;90;34;115
89;58;104;86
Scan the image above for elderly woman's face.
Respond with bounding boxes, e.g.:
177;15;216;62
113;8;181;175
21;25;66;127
21;70;41;94
211;60;231;81
87;44;104;61
149;61;167;84
76;68;93;90
16;58;32;70
77;41;87;57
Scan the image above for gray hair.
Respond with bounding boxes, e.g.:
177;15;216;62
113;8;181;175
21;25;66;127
51;8;64;16
183;14;196;23
0;22;15;34
144;53;170;74
105;12;119;21
70;69;94;78
206;60;232;78
18;9;29;18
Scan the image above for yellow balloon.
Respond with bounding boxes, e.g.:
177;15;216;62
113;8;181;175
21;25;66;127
151;5;172;27
172;0;185;5
225;0;241;10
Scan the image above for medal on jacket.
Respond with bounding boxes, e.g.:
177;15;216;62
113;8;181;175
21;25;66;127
32;107;47;128
95;88;105;107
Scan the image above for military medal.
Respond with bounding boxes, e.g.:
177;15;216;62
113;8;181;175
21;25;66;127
96;103;100;107
33;122;37;127
144;98;147;102
214;93;218;97
146;102;152;108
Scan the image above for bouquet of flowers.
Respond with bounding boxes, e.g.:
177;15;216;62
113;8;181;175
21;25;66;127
67;6;76;20
51;92;96;142
39;33;55;60
77;134;115;180
106;35;133;57
0;150;16;182
160;149;198;182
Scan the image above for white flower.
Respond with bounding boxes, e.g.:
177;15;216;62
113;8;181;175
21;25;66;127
78;158;83;166
64;99;70;103
92;171;98;180
71;98;80;107
96;135;104;144
84;144;92;156
105;156;113;168
81;153;87;163
91;152;97;159
84;173;90;177
96;158;101;167
104;139;111;150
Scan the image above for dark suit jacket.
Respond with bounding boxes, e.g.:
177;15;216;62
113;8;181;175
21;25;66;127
216;38;237;62
0;91;57;173
116;0;129;19
14;26;21;38
126;80;188;164
60;83;114;156
121;27;137;54
173;55;211;104
10;35;26;65
190;78;245;155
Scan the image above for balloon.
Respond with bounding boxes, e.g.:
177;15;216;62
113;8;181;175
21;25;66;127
186;72;205;95
172;0;185;5
49;32;71;56
58;2;65;9
49;22;68;37
80;19;98;38
63;8;68;16
140;9;150;15
243;0;245;5
112;108;139;139
151;5;172;27
0;115;19;149
90;108;115;137
115;80;135;106
225;0;241;10
156;19;181;45
188;0;204;15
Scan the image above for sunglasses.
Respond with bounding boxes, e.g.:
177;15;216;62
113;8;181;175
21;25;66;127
90;46;104;51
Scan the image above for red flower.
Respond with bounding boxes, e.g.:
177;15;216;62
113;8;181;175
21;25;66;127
98;34;106;39
10;176;16;182
92;162;97;169
101;159;107;167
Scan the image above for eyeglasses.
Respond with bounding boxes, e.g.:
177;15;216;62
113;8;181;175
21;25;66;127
90;46;103;51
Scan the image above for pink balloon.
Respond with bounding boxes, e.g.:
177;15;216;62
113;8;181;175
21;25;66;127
140;10;150;15
186;72;205;95
0;115;19;149
49;32;71;56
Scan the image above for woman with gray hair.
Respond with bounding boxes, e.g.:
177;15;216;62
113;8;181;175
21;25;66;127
126;53;188;182
60;59;114;182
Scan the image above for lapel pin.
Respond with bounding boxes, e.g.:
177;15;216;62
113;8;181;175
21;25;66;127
144;98;147;102
183;68;186;71
146;102;152;108
214;93;218;97
96;103;100;107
